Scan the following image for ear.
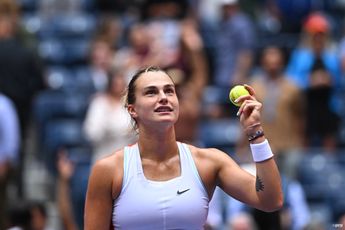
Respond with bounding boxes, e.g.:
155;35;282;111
127;105;138;118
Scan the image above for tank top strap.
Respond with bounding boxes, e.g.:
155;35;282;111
177;142;208;196
122;143;141;190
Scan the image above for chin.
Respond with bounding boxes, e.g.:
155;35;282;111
157;117;178;126
159;118;177;124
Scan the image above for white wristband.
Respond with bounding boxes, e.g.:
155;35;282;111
250;139;274;162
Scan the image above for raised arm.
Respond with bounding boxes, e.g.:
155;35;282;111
218;85;283;212
84;153;122;230
180;19;208;99
57;151;79;230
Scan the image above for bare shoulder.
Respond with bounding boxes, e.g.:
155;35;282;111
187;144;240;176
93;149;123;173
90;149;124;198
187;144;232;164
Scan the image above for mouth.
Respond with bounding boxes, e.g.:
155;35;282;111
154;106;173;113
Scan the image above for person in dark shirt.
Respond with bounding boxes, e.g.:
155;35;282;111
0;0;46;198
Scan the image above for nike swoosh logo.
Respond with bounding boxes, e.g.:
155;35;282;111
177;189;190;195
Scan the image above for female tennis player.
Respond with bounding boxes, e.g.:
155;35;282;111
84;66;283;229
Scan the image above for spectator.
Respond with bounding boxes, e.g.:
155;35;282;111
113;0;190;80
95;15;124;50
113;20;182;82
286;12;342;116
213;0;256;86
245;46;305;177
83;67;137;164
0;0;45;137
0;0;45;198
85;37;114;93
29;201;53;230
251;46;305;154
286;12;341;150
0;93;20;229
0;0;38;51
141;0;188;66
112;23;154;81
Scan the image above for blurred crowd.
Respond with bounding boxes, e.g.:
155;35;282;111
0;0;345;229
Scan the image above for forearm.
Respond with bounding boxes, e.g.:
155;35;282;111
233;84;283;212
188;49;208;91
255;157;283;212
188;49;208;97
57;177;79;230
232;51;253;85
249;136;283;212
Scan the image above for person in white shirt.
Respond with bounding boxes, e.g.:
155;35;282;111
83;67;137;164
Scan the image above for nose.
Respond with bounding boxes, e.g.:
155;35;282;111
158;90;168;104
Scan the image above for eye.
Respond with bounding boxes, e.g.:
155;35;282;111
145;89;156;96
165;87;175;95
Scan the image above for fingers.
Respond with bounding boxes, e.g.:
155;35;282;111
237;99;262;117
234;84;257;106
244;84;256;97
234;94;255;107
234;84;260;117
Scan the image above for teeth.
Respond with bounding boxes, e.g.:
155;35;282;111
156;107;171;112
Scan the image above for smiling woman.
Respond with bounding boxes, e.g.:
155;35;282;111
84;66;283;230
124;66;179;130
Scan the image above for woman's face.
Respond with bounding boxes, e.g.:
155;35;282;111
311;33;327;54
262;47;283;76
90;41;113;69
127;71;179;128
110;74;126;96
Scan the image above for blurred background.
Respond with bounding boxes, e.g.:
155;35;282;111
0;0;345;229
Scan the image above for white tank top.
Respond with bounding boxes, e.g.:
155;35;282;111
112;142;209;229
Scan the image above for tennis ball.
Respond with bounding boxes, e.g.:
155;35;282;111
229;85;250;107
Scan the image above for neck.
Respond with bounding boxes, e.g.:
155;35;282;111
137;125;178;161
106;92;122;102
267;70;282;80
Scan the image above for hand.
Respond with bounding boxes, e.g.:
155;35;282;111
57;150;75;181
181;19;203;52
235;84;262;130
309;69;332;87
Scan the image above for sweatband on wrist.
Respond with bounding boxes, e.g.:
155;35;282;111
250;139;274;162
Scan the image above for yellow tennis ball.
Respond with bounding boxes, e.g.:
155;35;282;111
229;85;250;107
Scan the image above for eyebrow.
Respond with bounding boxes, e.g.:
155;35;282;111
143;84;175;91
